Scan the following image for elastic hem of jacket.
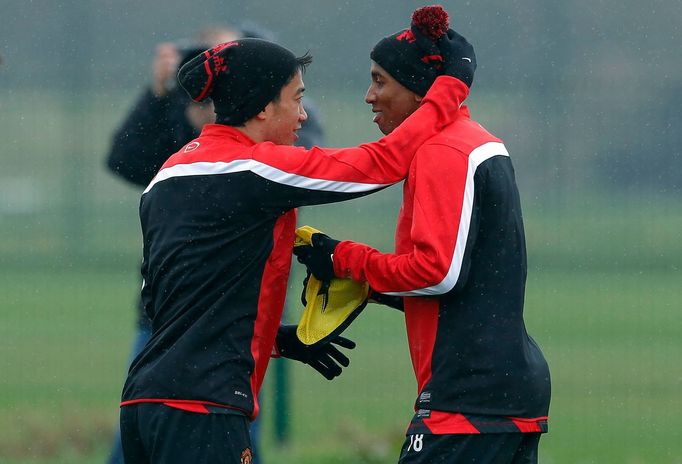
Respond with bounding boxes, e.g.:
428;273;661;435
120;398;249;416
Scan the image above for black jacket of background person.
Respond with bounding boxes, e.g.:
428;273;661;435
105;86;325;329
120;76;469;419
332;105;551;434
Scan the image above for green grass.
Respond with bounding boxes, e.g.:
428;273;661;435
1;266;681;463
0;269;137;462
525;270;682;464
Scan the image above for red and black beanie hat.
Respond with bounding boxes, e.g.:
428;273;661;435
371;5;463;96
178;38;301;126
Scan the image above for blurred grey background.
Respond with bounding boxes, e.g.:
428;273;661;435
1;1;681;463
2;0;680;267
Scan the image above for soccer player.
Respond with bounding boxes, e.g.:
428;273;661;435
294;6;551;463
105;25;324;464
119;36;474;463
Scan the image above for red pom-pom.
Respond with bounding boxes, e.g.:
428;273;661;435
411;5;449;41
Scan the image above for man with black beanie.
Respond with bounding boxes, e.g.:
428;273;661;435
118;35;474;463
293;5;551;463
104;26;322;464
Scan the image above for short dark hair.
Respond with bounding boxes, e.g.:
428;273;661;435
272;52;313;103
297;52;313;73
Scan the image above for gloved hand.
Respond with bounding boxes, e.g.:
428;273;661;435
293;232;340;282
300;270;331;308
275;325;356;380
437;29;476;88
300;271;311;306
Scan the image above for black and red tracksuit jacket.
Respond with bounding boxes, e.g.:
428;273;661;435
120;76;469;419
333;106;551;434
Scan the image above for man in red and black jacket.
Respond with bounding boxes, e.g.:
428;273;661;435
294;6;551;464
119;36;473;463
105;29;324;464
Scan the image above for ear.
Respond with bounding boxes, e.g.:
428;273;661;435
254;108;268;121
255;101;275;121
414;94;423;103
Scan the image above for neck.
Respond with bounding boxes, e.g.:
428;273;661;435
234;119;267;143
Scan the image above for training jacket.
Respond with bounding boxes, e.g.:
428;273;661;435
120;76;469;419
106;88;326;330
333;106;551;434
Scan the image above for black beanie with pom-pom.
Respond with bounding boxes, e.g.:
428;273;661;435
370;5;474;95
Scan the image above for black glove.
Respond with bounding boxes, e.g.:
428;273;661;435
275;325;356;380
300;271;311;306
300;270;331;309
438;29;476;88
293;233;340;282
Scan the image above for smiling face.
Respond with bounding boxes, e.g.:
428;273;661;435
262;70;308;145
365;61;422;135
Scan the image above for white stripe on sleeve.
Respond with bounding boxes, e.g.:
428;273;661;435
383;142;510;297
143;159;390;195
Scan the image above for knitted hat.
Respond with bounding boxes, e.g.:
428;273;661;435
178;45;210;70
177;38;304;125
371;5;469;95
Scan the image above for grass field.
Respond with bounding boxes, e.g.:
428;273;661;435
2;89;681;462
1;259;681;463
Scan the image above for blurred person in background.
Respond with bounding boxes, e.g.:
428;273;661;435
106;27;239;186
118;36;467;463
105;23;325;464
293;5;551;464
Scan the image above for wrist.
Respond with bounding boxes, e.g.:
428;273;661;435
331;242;351;279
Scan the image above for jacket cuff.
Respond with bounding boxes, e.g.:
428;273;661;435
332;241;355;280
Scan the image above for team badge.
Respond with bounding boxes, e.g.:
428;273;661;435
241;448;253;464
184;141;200;153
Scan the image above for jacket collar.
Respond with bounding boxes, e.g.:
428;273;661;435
200;124;257;146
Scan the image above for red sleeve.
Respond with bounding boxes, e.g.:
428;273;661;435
332;142;471;296
248;76;469;192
